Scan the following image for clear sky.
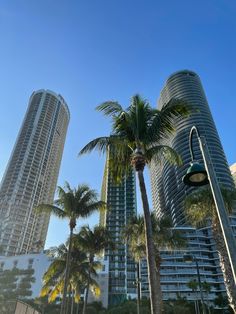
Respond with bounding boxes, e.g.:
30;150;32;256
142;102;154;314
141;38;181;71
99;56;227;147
0;0;236;248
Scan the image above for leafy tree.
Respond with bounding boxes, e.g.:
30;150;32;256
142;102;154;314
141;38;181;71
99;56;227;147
36;182;105;314
79;94;189;314
185;186;236;312
40;242;100;313
74;225;114;314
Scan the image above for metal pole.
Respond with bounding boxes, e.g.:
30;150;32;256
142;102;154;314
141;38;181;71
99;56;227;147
195;257;206;314
190;126;236;285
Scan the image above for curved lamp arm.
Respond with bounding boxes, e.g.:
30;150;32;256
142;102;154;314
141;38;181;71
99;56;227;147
189;125;201;161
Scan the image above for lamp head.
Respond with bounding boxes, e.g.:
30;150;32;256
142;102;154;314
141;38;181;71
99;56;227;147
183;162;208;187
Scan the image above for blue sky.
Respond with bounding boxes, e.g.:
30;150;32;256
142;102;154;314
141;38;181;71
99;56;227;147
0;0;236;248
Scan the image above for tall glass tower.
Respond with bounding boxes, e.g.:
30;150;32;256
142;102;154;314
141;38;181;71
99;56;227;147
0;90;70;256
150;70;234;225
147;70;235;302
100;156;137;306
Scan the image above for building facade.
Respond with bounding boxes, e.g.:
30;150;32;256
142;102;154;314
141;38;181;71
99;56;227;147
147;70;236;303
150;70;234;225
0;90;70;256
100;157;137;306
140;226;227;302
0;252;52;299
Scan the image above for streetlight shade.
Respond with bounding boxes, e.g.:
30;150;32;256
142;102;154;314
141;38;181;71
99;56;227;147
183;162;208;186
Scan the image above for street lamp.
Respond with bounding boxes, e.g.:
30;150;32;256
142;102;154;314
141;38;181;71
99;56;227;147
183;125;236;284
183;253;206;314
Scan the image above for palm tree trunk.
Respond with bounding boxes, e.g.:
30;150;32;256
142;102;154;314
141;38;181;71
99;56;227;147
212;217;236;313
194;300;200;314
76;302;80;314
82;284;89;314
71;289;74;314
82;257;92;314
61;226;74;314
206;293;211;314
136;261;141;314
137;169;163;314
66;286;72;314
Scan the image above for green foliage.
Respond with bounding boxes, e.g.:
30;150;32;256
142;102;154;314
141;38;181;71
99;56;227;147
79;94;190;181
187;279;198;292
123;213;185;262
86;306;99;314
164;298;196;314
35;182;106;227
184;186;236;227
41;242;94;303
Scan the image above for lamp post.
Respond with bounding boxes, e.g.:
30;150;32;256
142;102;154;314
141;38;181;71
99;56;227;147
183;126;236;285
184;254;206;314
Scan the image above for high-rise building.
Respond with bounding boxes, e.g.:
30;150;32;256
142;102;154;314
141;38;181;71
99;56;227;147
0;90;70;256
146;70;236;303
100;157;137;306
150;70;234;225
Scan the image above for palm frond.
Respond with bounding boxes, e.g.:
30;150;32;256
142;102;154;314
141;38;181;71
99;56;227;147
184;186;236;227
147;98;190;142
146;145;182;165
96;101;123;116
48;279;64;303
34;204;66;218
78;136;113;156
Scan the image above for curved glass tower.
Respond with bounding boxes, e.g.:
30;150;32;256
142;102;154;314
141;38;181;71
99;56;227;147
150;70;234;225
0;90;70;256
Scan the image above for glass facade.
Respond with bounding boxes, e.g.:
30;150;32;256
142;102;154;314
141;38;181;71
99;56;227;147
147;70;236;302
100;157;137;306
150;70;234;225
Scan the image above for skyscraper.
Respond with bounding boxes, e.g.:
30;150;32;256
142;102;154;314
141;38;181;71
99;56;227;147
150;70;234;225
147;70;235;302
100;156;137;306
0;90;70;256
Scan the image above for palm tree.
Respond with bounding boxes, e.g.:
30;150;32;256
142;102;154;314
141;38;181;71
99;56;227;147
79;94;189;314
40;244;87;305
185;186;236;313
35;182;105;314
41;243;101;314
74;225;114;314
187;279;200;314
122;215;146;314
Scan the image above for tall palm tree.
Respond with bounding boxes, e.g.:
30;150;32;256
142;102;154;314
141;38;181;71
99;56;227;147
36;182;105;314
74;225;114;314
79;95;189;314
185;186;236;313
